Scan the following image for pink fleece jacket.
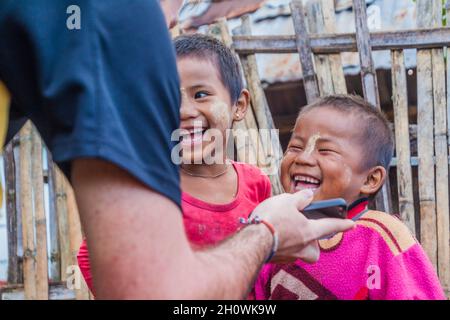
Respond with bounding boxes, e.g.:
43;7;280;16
252;200;446;300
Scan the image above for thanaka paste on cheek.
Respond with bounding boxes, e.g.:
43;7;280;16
209;99;231;129
180;87;188;102
304;133;321;156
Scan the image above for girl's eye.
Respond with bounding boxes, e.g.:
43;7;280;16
288;145;303;152
194;91;209;99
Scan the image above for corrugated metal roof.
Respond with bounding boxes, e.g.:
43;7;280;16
180;0;418;84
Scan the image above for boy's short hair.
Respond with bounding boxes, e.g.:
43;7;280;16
298;94;394;172
173;33;243;104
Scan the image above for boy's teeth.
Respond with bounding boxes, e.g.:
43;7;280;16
293;175;320;184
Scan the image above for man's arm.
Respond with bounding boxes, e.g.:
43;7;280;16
72;159;354;299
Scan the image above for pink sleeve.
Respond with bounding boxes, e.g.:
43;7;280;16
77;239;95;294
372;244;446;300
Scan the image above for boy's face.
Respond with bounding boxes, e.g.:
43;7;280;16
177;56;239;164
281;107;371;204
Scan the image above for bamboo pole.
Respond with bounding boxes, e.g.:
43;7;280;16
306;1;334;96
31;125;49;300
19;122;49;299
447;1;450;157
53;166;71;284
321;0;347;94
232;28;450;54
306;0;347;95
290;0;320;103
5;141;20;284
391;50;416;235
416;0;440;269
352;0;392;213
65;171;91;300
433;46;450;288
19;122;37;299
46;150;61;282
238;16;284;194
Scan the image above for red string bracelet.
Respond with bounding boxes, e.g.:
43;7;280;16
239;215;279;263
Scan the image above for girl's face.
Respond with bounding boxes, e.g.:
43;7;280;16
177;56;243;165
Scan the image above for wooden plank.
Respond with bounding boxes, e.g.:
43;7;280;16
238;16;284;194
416;0;439;269
232;27;450;54
290;0;320;103
320;0;347;94
391;50;416;235
53;166;71;283
12;137;23;285
1;283;76;300
306;0;334;96
446;0;450;161
45;149;61;282
4;141;19;284
29;126;49;300
65;173;91;300
431;46;450;288
353;0;391;213
306;0;347;95
19;122;39;299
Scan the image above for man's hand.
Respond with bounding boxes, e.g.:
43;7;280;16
251;189;355;264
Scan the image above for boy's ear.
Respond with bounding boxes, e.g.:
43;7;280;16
360;166;387;197
232;89;250;122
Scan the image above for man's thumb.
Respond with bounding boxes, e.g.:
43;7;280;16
292;189;314;211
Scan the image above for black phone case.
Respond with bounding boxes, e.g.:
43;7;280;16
303;198;348;219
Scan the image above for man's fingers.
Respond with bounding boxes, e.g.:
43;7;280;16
308;218;355;240
291;189;314;211
297;241;320;263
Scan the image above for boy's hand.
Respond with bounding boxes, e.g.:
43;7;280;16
251;189;355;264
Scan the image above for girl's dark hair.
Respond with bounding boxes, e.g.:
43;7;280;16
173;33;244;103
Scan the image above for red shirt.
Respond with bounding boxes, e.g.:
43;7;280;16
77;161;272;293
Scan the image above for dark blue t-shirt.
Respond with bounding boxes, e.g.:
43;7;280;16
0;0;181;206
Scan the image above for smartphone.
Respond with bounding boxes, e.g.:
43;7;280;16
303;198;348;220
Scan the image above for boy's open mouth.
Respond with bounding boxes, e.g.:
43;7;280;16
291;174;321;193
180;127;208;146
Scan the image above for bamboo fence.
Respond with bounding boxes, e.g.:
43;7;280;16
0;0;449;299
211;0;450;297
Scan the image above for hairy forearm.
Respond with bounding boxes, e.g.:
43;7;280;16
185;224;272;299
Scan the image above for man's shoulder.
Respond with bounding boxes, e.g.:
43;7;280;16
356;210;418;256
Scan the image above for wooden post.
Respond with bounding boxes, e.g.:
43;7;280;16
238;16;284;195
306;0;347;95
353;0;380;107
46;149;61;282
53;166;71;284
352;0;392;213
432;45;450;289
416;0;441;269
290;0;320;103
5;141;20;284
447;1;450;157
19;122;49;299
65;171;90;300
391;50;416;235
431;2;450;289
